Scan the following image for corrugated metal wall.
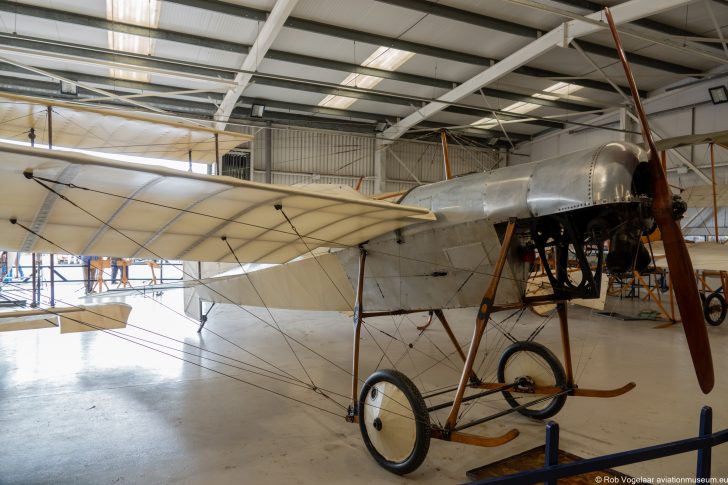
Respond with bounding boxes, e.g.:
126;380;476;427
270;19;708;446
383;139;499;192
245;125;499;195
251;127;376;193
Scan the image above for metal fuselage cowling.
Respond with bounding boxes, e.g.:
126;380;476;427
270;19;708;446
337;142;656;312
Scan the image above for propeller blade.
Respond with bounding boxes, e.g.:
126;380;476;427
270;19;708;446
604;8;714;393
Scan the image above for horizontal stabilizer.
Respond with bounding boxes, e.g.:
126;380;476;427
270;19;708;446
0;303;131;333
194;253;355;311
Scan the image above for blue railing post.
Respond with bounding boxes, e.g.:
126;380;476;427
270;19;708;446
696;406;712;480
545;421;559;485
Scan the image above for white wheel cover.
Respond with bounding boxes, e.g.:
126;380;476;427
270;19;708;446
362;381;417;463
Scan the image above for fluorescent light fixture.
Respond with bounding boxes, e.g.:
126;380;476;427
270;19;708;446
319;47;415;110
471;82;583;129
60;80;78;95
709;85;728;104
106;0;161;82
250;104;265;118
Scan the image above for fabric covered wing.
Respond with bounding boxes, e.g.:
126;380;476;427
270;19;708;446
0;92;252;163
651;242;728;272
679;184;728;208
0;142;435;264
655;130;728;151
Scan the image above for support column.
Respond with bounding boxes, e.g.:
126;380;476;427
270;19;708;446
373;136;387;194
214;133;220;176
440;129;453;180
47;106;53;149
618;107;632;143
265;121;272;183
710;143;719;242
498;147;508;169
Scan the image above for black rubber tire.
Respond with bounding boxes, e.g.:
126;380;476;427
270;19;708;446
704;292;727;326
497;341;567;420
358;369;430;475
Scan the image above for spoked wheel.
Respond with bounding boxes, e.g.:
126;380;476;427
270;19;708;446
497;341;567;420
358;369;430;475
703;292;727;326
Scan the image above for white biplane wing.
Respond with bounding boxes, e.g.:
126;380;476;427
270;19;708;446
654;129;728;151
679;185;728;209
651;242;728;273
0;92;252;163
0;142;435;264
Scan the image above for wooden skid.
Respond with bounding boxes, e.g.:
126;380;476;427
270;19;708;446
571;382;636;398
431;428;519;447
477;382;636;398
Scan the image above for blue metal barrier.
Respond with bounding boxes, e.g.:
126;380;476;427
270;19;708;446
466;406;727;484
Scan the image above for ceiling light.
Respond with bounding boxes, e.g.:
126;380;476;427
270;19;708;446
471;82;583;129
709;86;728;104
106;0;161;82
250;104;265;118
363;47;415;71
319;47;414;110
60;80;78;96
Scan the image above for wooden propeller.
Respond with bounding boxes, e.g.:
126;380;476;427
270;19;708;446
604;8;714;394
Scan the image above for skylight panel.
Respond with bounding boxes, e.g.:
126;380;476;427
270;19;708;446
471;82;583;130
319;47;415;110
106;0;161;82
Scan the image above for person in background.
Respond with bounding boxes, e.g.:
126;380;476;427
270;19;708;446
81;255;99;293
111;257;119;285
5;252;25;280
110;258;130;286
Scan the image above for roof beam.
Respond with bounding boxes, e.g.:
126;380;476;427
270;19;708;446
1;2;635;95
0;73;525;145
374;0;699;74
0;32;600;112
0;1;241;53
0;56;557;134
161;0;633;94
214;0;298;129
0;38;568;130
251;77;564;129
382;0;692;141
547;0;722;43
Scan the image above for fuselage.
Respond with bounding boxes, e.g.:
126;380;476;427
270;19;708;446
336;142;651;312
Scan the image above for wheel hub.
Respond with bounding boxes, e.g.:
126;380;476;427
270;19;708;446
514;375;536;393
373;417;382;431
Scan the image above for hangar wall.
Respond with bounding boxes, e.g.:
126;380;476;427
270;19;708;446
519;75;728;181
518;74;728;237
246;127;500;195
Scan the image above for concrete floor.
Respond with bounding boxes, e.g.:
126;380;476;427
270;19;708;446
1;289;727;484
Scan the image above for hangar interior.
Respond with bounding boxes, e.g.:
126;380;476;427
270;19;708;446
1;0;728;483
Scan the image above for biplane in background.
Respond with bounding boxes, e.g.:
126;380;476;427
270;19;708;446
0;8;716;475
639;241;728;326
0;89;252;336
598;135;728;327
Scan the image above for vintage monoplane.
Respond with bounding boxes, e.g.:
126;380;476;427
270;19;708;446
0;8;715;475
